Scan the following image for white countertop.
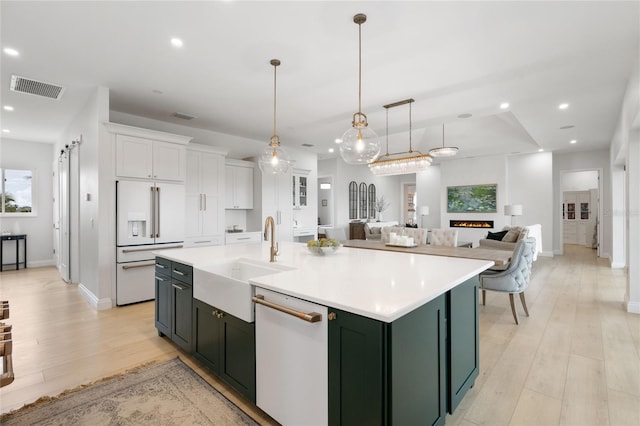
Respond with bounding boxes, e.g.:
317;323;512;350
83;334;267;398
155;241;493;323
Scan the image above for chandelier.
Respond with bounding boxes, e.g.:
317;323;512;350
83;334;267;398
258;59;291;175
369;98;432;176
337;13;381;165
428;124;458;157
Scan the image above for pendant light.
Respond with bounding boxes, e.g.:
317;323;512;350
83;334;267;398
428;124;458;157
338;13;381;165
258;59;291;175
369;98;432;176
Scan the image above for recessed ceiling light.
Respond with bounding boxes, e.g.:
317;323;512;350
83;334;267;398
538;148;544;152
152;89;163;95
500;102;509;109
559;125;575;130
328;148;334;153
170;38;183;48
3;105;14;111
558;103;569;110
3;47;19;56
2;129;10;133
458;113;473;119
334;138;342;144
570;140;577;144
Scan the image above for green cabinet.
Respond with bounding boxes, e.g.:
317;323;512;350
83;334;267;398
328;293;447;426
154;257;172;337
193;298;256;402
328;276;480;425
155;257;193;353
447;277;480;413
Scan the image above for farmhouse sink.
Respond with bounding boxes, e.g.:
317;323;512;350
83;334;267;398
194;258;294;322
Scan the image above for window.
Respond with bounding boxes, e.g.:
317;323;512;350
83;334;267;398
1;168;35;215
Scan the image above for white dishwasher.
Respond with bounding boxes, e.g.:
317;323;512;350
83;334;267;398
254;287;328;426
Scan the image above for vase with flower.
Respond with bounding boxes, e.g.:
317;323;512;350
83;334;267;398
375;196;390;222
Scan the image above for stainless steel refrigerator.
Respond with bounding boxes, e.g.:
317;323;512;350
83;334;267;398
116;180;184;305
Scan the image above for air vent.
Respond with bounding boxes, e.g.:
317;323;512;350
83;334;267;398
10;75;65;100
172;112;196;120
301;143;314;147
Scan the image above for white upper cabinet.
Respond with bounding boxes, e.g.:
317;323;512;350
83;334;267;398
292;169;310;209
225;162;254;209
107;123;191;182
185;145;227;247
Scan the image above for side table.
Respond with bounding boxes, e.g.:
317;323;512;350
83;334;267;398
0;234;27;271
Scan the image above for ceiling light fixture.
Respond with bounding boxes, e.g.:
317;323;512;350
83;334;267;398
170;38;183;48
500;102;510;109
328;148;334;153
429;124;459;158
369;98;432;176
558;103;569;110
570;139;577;144
2;129;10;133
3;47;19;56
338;13;380;165
3;105;14;111
258;59;290;175
538;148;544;152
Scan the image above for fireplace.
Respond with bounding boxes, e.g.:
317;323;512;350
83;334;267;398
450;220;494;229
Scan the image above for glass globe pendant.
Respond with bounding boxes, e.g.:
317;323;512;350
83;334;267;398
338;14;380;165
259;59;291;175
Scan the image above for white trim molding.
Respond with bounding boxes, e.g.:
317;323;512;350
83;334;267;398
78;283;113;310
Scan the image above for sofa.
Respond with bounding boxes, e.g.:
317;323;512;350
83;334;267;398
479;224;542;260
363;221;399;241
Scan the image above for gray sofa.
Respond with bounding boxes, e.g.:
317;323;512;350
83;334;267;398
478;226;529;252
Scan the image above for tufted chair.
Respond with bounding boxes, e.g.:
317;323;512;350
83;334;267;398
479;238;536;324
429;229;459;247
381;226;428;245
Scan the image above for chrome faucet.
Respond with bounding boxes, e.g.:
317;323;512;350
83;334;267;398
264;216;279;262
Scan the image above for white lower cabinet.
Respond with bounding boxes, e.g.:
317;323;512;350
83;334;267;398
225;232;261;245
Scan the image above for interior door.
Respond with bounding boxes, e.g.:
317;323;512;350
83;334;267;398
58;155;70;282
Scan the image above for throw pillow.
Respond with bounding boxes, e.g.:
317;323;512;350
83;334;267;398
371;227;381;235
486;230;508;241
517;228;530;241
502;229;520;242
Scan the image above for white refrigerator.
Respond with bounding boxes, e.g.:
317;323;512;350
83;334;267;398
116;180;184;305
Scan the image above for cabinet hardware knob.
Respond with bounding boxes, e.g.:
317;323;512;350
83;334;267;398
328;312;337;321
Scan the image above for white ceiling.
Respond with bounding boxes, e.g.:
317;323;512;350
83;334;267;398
1;1;638;162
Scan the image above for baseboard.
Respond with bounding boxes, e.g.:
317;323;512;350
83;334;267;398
30;260;56;268
540;251;554;258
611;261;626;269
78;283;113;310
626;301;640;314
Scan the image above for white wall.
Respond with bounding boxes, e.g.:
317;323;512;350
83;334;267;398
56;86;112;309
0;138;54;267
507;152;554;256
562;170;599;190
440;155;509;245
553;149;611;258
416;165;441;229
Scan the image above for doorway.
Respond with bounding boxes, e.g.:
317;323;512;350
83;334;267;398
318;176;333;226
560;169;602;257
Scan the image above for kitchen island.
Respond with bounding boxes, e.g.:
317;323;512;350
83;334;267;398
155;241;493;425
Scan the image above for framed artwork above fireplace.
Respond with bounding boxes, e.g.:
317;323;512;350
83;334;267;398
447;184;497;213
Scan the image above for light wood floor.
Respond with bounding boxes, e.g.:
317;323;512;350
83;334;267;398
1;245;639;425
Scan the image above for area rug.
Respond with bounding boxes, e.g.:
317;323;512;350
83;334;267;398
0;357;260;425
